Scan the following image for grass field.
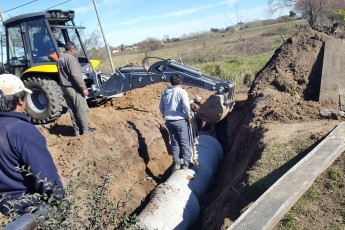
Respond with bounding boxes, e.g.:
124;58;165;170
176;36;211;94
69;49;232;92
99;19;307;88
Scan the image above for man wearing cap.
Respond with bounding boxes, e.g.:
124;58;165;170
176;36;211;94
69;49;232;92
0;74;64;215
58;41;95;136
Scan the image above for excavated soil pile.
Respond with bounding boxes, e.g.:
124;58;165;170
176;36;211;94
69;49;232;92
40;83;212;213
40;83;171;211
196;29;342;229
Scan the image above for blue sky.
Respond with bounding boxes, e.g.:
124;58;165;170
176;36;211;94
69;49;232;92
0;0;290;47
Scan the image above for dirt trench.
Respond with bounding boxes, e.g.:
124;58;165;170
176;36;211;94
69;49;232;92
37;83;215;214
194;29;342;229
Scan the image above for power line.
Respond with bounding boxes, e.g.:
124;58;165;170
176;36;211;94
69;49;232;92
3;0;39;13
44;0;72;11
2;0;72;14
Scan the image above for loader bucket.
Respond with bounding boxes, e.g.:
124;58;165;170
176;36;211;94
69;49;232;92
196;93;234;124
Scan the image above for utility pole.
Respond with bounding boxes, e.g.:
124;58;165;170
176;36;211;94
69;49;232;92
0;4;4;64
0;6;4;25
0;4;13;62
92;0;115;73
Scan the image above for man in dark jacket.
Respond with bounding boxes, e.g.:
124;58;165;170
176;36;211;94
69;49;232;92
0;74;64;215
58;41;95;136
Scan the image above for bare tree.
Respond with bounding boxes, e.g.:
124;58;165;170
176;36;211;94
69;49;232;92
70;28;105;60
80;29;105;60
81;29;103;51
327;0;345;9
295;0;329;29
267;0;296;15
268;0;345;29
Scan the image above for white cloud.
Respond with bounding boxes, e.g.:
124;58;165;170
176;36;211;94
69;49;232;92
220;0;240;6
101;0;123;5
155;3;218;18
74;0;122;14
74;4;94;13
106;3;219;27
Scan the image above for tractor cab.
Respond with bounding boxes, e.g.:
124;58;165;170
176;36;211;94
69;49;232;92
2;10;94;76
0;10;99;124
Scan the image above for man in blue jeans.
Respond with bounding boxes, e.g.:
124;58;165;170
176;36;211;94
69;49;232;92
160;73;192;170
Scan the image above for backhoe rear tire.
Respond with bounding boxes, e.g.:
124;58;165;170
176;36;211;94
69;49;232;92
24;76;64;124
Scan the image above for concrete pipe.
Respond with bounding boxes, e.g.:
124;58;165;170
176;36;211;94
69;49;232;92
138;135;223;230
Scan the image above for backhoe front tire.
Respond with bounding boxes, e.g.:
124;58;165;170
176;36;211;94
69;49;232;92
24;76;64;124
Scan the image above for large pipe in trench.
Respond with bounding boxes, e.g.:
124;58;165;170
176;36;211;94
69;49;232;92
138;135;223;230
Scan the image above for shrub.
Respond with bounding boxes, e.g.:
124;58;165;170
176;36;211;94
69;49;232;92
136;38;162;52
1;161;150;229
242;70;255;87
202;64;223;78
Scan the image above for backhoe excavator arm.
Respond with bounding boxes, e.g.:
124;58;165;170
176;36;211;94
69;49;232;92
91;59;236;123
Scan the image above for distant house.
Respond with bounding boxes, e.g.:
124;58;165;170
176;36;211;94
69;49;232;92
126;45;138;51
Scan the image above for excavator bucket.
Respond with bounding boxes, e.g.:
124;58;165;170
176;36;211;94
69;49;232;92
196;93;235;124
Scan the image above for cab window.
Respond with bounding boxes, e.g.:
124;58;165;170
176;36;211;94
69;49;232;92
7;24;26;66
27;19;56;63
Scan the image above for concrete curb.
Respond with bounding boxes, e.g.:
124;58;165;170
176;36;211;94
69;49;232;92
229;122;345;230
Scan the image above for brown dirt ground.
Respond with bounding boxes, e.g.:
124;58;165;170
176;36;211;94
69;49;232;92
41;83;214;212
1;29;344;229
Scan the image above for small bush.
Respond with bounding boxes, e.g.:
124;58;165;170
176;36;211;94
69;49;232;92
279;210;299;229
302;186;320;201
328;170;342;181
1;161;150;229
225;58;243;65
202;64;223;78
137;38;162;52
242;70;255;87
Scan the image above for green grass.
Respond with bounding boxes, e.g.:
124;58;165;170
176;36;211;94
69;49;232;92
247;140;311;188
248;137;345;230
276;153;345;230
196;52;273;85
279;210;299;229
302;186;321;201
